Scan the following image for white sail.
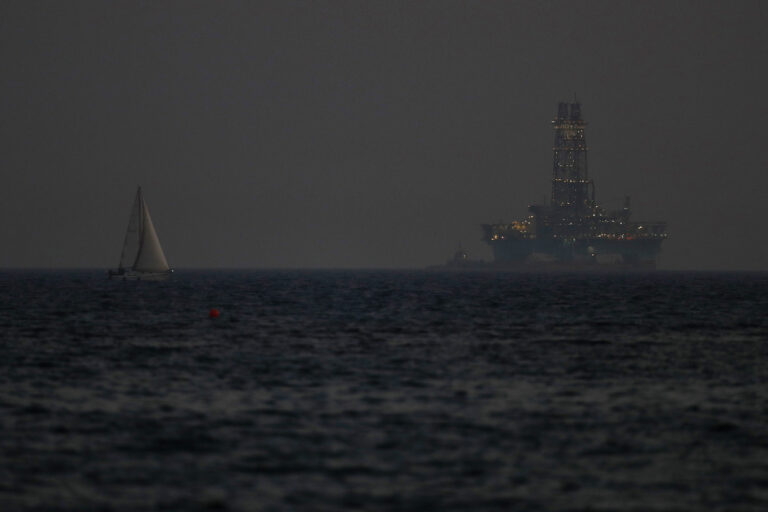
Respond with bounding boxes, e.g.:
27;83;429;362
118;189;142;270
133;199;170;272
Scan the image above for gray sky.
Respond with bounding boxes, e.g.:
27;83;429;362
1;0;766;270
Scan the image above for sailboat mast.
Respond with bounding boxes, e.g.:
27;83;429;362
117;186;143;271
138;186;144;238
133;186;145;269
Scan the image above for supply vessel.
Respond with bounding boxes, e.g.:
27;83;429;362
482;102;667;268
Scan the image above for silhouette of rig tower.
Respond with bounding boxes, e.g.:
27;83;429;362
551;101;594;213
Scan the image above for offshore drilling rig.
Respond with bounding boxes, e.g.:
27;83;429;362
482;102;667;267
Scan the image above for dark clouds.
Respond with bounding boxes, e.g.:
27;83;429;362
1;0;766;269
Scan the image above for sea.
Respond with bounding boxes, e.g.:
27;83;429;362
1;270;767;511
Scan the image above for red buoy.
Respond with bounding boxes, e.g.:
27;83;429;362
209;308;220;319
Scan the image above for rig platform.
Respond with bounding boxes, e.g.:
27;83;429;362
481;102;667;268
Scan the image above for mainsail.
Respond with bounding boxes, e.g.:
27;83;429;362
117;187;170;273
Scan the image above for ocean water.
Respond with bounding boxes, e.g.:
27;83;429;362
1;270;767;511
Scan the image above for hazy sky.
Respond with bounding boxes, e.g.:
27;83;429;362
1;1;766;269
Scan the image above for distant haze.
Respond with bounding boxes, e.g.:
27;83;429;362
1;1;767;270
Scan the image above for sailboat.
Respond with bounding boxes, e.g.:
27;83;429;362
109;187;173;280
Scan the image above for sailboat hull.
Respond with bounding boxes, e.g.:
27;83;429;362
108;269;173;281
